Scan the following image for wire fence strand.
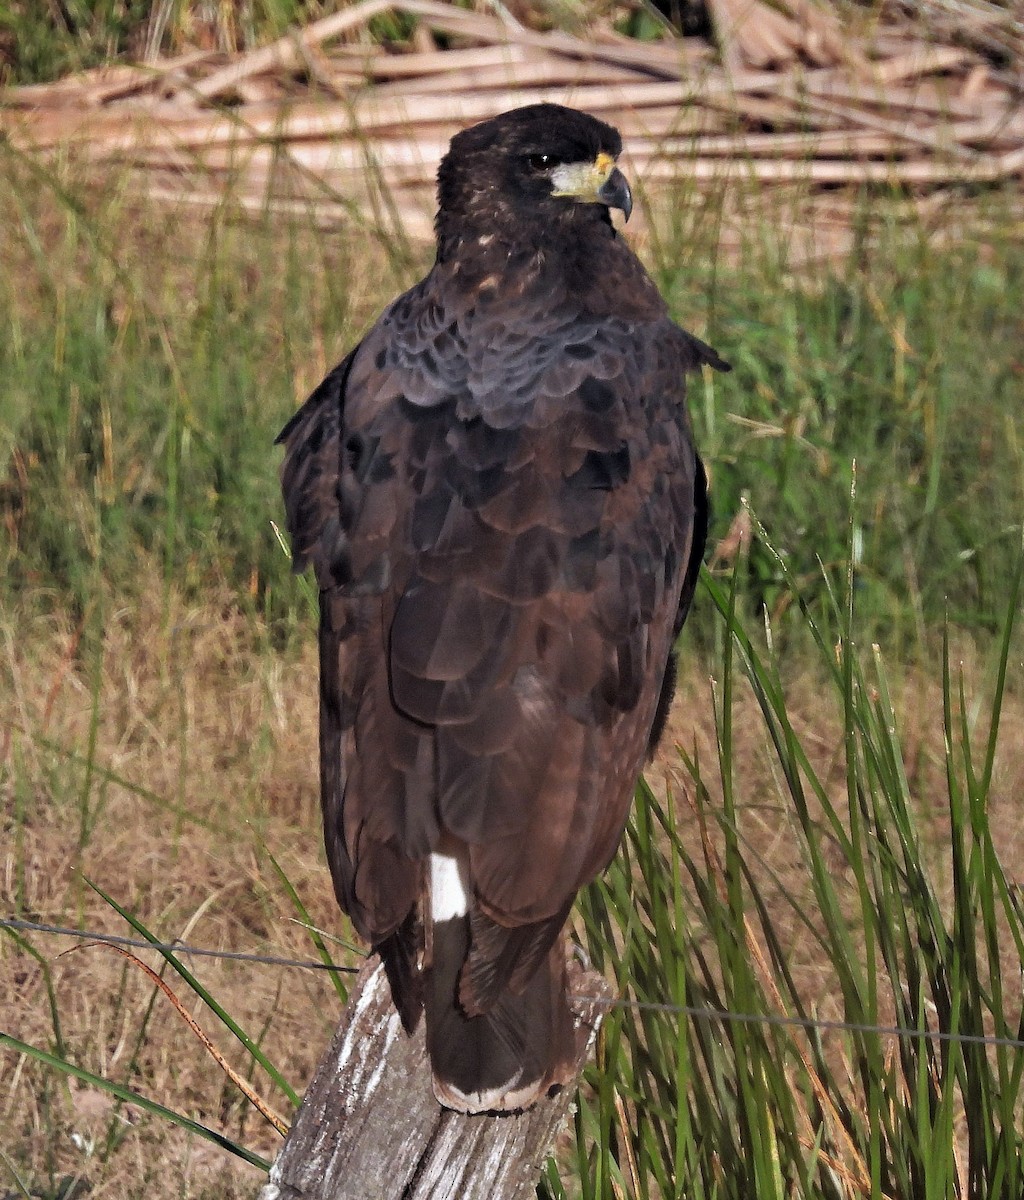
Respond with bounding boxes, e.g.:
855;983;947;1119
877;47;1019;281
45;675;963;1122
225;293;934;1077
5;916;1024;1052
0;918;359;973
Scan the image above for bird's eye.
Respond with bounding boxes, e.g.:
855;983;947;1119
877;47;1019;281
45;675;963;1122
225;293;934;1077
527;153;558;171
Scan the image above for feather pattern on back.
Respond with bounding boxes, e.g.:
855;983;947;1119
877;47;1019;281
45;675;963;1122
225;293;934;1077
277;103;727;1111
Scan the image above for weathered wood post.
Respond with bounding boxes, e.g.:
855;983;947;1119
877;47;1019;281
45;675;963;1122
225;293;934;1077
258;958;612;1200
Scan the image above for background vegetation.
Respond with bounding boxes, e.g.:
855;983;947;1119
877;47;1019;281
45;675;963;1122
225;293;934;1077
0;1;334;83
0;0;672;85
3;7;1024;1199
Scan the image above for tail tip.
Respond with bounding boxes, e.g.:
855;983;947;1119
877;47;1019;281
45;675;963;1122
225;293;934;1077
431;1072;562;1114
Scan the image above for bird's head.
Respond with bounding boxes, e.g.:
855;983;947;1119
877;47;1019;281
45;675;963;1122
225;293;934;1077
435;104;633;261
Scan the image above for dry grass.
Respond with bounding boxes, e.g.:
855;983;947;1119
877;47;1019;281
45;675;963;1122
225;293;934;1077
3;575;1023;1194
2;583;336;1196
671;650;1022;954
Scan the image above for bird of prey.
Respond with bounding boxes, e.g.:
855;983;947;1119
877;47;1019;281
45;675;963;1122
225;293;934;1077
277;103;728;1114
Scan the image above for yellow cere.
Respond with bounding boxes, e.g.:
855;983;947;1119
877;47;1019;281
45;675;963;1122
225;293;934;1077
594;152;616;180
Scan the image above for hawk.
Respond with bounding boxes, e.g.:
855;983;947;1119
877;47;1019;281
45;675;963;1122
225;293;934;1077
277;103;727;1113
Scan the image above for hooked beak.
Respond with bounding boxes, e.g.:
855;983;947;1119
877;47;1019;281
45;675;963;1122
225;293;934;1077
596;167;633;222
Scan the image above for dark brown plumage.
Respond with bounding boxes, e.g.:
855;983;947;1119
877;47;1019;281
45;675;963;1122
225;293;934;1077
277;103;728;1113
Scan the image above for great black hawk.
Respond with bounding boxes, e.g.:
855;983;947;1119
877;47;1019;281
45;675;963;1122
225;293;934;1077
277;103;728;1113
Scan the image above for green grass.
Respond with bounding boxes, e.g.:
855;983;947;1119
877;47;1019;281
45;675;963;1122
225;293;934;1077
0;2;341;85
568;532;1024;1199
658;178;1024;653
2;143;1024;1197
3;154;1022;653
3;1;643;86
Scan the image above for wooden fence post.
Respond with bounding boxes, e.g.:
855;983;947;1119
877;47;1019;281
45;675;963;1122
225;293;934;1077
257;958;612;1200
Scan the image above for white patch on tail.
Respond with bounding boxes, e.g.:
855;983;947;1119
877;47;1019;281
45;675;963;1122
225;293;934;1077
430;844;470;921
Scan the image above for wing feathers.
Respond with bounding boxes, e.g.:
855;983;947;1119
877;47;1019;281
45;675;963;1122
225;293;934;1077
460;904;572;1015
279;228;721;1110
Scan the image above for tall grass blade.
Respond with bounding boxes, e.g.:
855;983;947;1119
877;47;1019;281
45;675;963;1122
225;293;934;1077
0;1032;270;1171
258;838;350;1004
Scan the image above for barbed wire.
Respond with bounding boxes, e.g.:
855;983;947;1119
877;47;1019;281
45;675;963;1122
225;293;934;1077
5;916;1024;1052
0;918;359;973
577;995;1024;1050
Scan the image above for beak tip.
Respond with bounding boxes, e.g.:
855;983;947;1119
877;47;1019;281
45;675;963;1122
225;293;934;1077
598;167;633;223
